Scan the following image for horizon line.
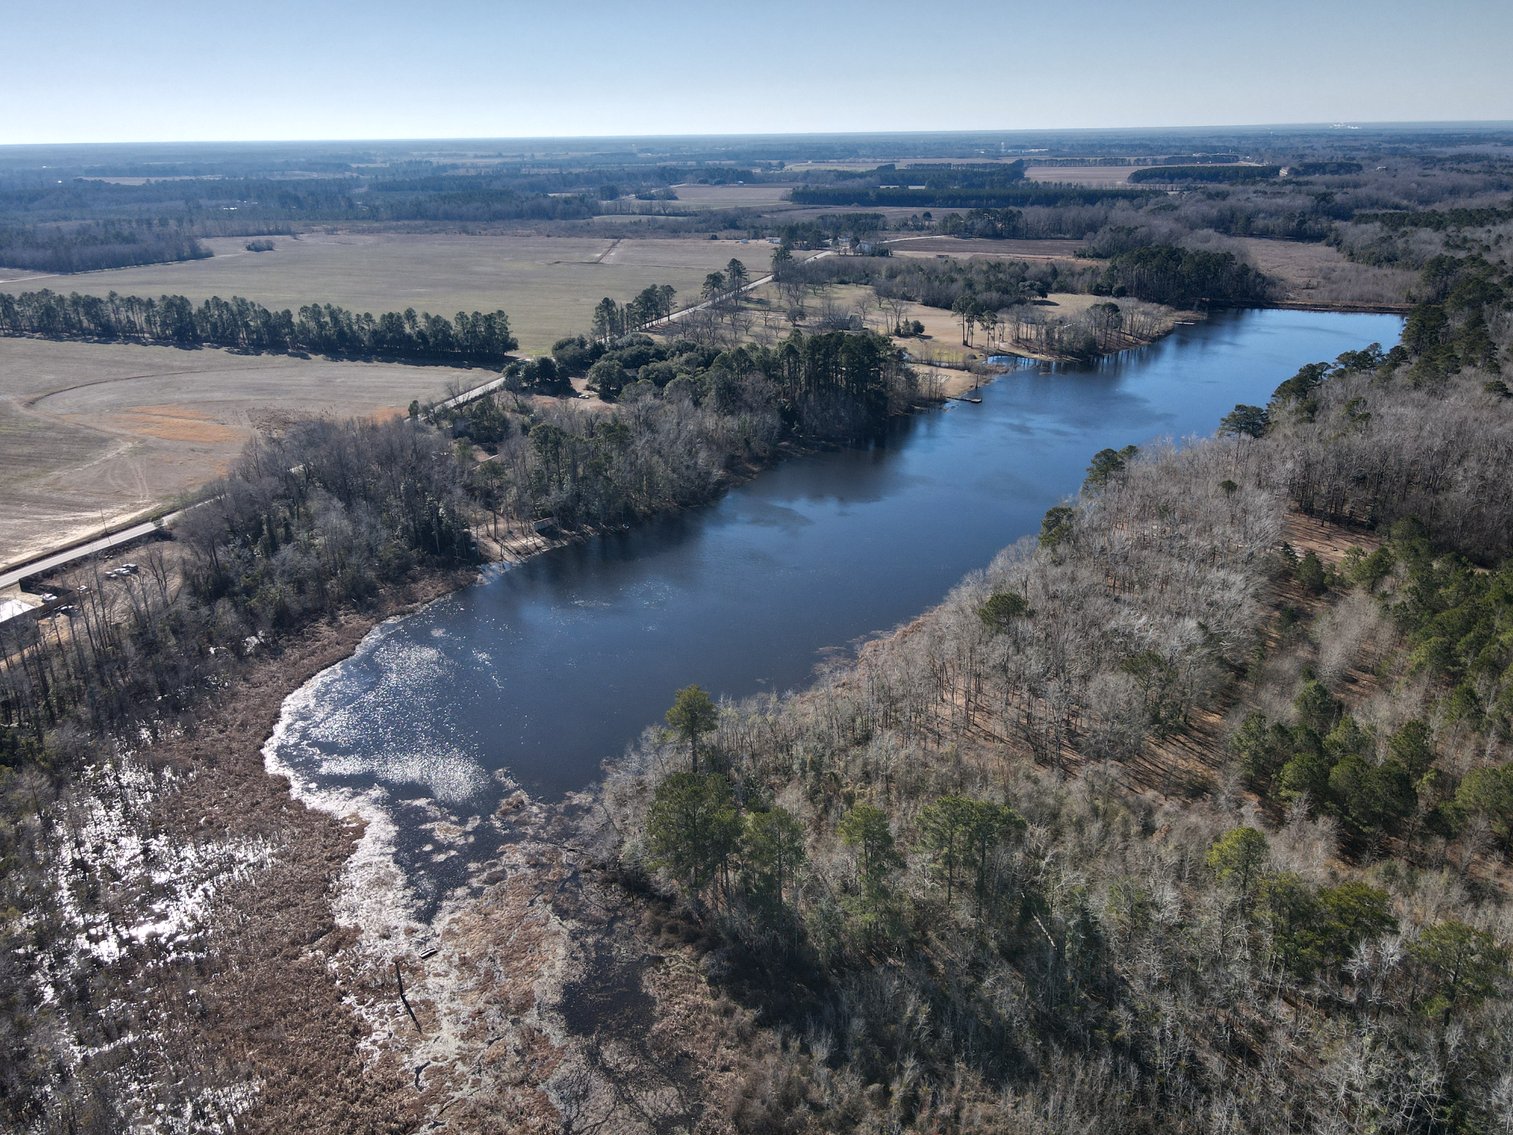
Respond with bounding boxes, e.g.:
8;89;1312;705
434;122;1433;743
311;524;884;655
5;119;1513;151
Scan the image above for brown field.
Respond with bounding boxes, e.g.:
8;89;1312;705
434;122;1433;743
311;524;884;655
774;205;937;224
0;232;771;356
891;293;1117;367
1022;164;1136;185
0;337;478;568
888;236;1090;261
781;157;1026;173
1230;237;1416;308
664;183;797;209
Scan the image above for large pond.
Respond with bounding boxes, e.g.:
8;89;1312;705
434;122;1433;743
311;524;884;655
266;309;1400;902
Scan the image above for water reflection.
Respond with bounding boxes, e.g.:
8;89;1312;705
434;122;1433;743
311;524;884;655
270;309;1403;813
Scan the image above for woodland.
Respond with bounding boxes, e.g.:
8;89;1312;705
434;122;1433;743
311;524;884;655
0;125;1511;1132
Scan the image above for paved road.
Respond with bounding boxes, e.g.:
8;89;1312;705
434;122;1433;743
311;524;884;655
433;373;514;412
0;517;168;592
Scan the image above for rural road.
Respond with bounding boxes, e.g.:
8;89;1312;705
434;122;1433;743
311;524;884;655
432;253;836;412
2;242;870;586
0;517;167;592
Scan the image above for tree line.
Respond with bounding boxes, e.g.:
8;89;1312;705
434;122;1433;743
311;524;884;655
0;219;211;273
791;182;1155;210
0;289;517;366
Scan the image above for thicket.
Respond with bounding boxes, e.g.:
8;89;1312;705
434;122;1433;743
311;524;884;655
0;219;210;273
0;289;517;367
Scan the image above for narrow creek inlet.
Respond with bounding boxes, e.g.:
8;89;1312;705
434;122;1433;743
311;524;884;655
264;308;1402;910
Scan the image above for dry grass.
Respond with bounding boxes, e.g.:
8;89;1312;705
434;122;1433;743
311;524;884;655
0;337;477;567
1231;237;1415;309
0;232;770;356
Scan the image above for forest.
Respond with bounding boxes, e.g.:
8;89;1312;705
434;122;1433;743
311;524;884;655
0;127;1512;1133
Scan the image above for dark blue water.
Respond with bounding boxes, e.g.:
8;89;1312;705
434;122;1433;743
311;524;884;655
268;309;1401;822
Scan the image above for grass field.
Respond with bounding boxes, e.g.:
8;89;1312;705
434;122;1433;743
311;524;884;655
0;232;773;356
1229;237;1416;308
0;337;477;568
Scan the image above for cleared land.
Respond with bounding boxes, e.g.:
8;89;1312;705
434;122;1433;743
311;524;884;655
1229;237;1415;309
0;232;770;356
781;157;1027;172
664;183;796;209
0;337;475;569
1022;164;1136;185
888;236;1090;260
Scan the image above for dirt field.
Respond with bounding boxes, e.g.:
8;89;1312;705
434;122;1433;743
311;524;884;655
0;337;478;569
0;233;770;356
781;157;1027;173
888;236;1090;261
1022;164;1136;185
664;183;796;209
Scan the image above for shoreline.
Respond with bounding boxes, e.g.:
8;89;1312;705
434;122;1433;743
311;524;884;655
45;301;1410;1129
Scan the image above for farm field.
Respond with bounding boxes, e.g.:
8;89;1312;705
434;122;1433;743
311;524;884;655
1022;164;1136;185
664;183;796;209
0;337;474;569
888;236;1090;260
0;232;770;355
781;157;1026;172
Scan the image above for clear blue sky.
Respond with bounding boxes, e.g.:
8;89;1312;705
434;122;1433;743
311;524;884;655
8;0;1512;144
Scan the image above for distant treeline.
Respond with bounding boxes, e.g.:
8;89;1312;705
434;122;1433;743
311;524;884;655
936;206;1028;239
0;220;211;273
1129;164;1282;183
1128;161;1365;185
0;289;517;366
1353;200;1513;232
791;183;1154;209
785;239;1275;311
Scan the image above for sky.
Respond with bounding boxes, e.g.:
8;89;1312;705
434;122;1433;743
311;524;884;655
7;0;1513;145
